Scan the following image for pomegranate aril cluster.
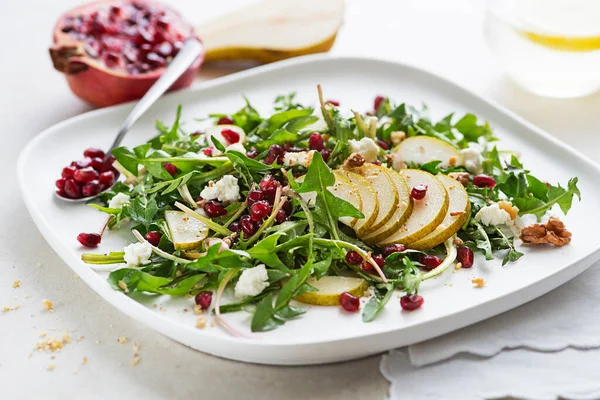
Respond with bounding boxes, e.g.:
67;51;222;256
61;1;184;74
56;148;119;199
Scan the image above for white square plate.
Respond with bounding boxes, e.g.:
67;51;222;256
18;55;600;365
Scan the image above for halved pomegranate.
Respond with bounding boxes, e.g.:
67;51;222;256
49;0;204;107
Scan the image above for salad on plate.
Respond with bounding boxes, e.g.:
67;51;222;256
68;86;580;334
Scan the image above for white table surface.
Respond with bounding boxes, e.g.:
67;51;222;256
2;0;600;399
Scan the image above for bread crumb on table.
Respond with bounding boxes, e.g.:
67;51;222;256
117;336;128;344
196;317;207;329
12;280;20;288
131;356;140;366
47;364;55;371
42;299;54;312
472;278;486;288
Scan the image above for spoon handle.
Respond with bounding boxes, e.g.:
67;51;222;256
104;38;204;160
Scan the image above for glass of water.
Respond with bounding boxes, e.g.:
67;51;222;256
485;0;600;98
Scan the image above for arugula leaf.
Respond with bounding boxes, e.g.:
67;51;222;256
127;196;158;228
514;178;581;218
109;269;205;296
160;105;183;144
251;293;284;332
267;109;313;131
112;146;139;176
246;234;291;273
362;283;394;322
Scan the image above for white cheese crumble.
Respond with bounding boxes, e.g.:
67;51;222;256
200;175;240;203
348;137;379;162
108;193;130;209
234;264;269;298
283;150;316;167
475;203;512;226
123;242;152;267
460;144;483;174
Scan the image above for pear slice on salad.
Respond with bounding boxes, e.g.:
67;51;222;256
377;169;449;246
339;170;379;235
204;125;246;147
360;169;413;244
294;276;368;306
165;211;209;250
409;174;471;250
350;164;399;232
393;136;462;168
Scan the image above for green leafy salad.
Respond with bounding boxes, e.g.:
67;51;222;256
81;87;581;333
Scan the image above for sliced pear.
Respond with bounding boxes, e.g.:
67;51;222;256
377;170;449;246
197;0;344;64
339;170;379;235
409;174;471;250
205;125;246;147
349;164;399;232
393;136;463;169
361;169;414;243
294;276;368;306
165;211;209;250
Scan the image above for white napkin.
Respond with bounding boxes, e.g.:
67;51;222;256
381;264;600;399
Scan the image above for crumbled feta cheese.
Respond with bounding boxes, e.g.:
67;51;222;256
108;193;130;209
234;264;269;298
226;142;247;154
123;243;152;267
283;150;316;167
348;137;379;162
475;203;512;226
460;145;483;174
200;175;240;203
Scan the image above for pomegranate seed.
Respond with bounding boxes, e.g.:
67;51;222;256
74;167;99;183
259;175;281;203
101;155;116;172
373;160;382;166
250;200;271;221
240;215;256;237
62;166;77;179
376;139;389;150
457;246;474;268
247;190;263;205
64;179;82;198
383;244;406;258
263;144;283;165
144;231;162;246
90;157;104;171
374;95;386;112
84;39;102;58
82;180;102;197
56;179;66;191
84;147;106;159
308;133;325;151
400;294;424;311
229;221;241;233
98;171;116;186
320;149;332;162
254;219;263;230
472;174;496;188
221;129;240;144
281;199;292;215
74;157;92;169
203;147;213;156
340;292;359;312
155;41;173;57
145;52;165;67
410;184;428;200
217;117;234;125
203;200;227;218
77;232;101;248
247;148;258;159
419;255;443;271
345;251;363;265
362;254;384;273
156;16;170;30
326;100;340;106
163;162;177;176
103;52;121;68
194;291;213;309
276;210;287;224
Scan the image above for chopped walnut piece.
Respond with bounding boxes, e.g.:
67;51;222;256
448;172;469;187
196;317;207;329
472;278;485;288
498;201;519;220
450;211;466;217
520;217;571;246
343;153;366;169
449;156;458;166
390;131;406;145
117;336;128;344
454;237;464;246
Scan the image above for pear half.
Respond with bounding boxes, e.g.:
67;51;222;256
409;174;471;250
350;164;399;232
165;211;209;250
393;136;462;169
339;170;379;235
361;169;413;244
377;169;449;246
197;0;344;64
294;276;368;306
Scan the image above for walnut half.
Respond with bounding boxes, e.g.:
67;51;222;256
520;217;571;246
344;153;366;169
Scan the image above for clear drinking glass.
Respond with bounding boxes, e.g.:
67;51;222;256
485;0;600;98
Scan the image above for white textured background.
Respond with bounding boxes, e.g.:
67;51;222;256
2;0;600;399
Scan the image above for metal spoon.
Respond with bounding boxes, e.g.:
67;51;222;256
57;38;204;203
